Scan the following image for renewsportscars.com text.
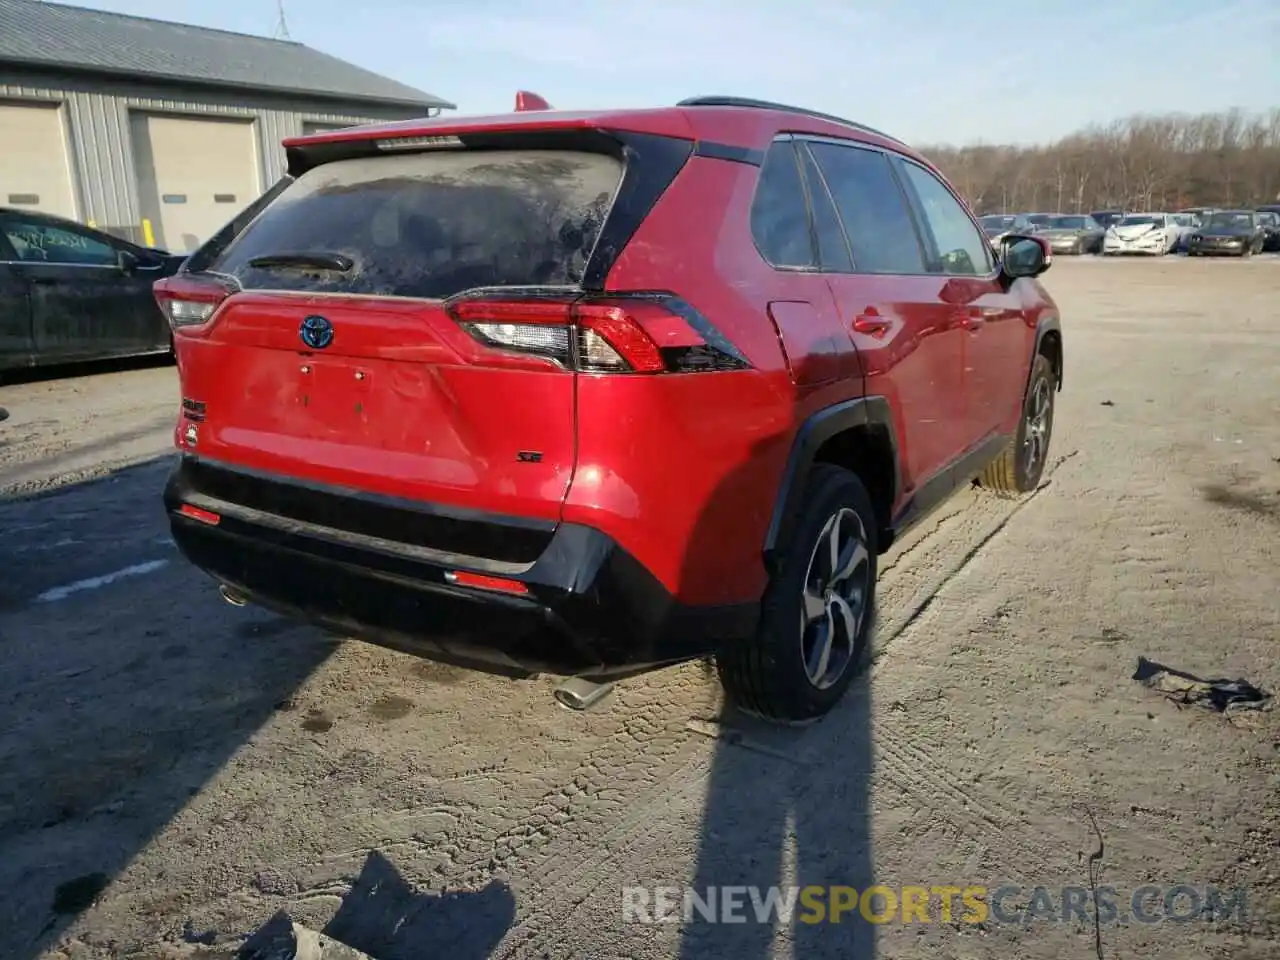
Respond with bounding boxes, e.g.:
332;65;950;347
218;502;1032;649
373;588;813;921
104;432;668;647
622;884;1247;926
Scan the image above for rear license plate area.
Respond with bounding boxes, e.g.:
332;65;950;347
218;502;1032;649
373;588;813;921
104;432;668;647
295;358;373;433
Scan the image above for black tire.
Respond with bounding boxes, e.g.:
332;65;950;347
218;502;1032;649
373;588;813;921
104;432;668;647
978;353;1056;497
718;464;877;724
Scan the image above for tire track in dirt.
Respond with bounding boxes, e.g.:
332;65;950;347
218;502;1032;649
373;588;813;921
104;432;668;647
872;450;1080;659
490;455;1085;959
262;460;1071;932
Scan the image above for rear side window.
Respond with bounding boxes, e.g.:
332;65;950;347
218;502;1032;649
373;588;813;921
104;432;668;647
797;146;854;272
209;149;622;299
750;141;815;269
896;160;995;276
807;142;926;275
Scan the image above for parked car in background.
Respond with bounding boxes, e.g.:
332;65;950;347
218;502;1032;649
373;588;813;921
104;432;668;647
1;208;186;373
978;213;1034;245
1186;210;1266;257
1036;214;1105;254
1102;213;1178;256
1170;213;1200;251
1024;213;1055;232
155;94;1063;723
1089;209;1126;231
1256;211;1280;251
1255;204;1280;218
1178;206;1215;221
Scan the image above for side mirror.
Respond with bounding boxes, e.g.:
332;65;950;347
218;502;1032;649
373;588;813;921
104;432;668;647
117;249;139;275
999;234;1052;280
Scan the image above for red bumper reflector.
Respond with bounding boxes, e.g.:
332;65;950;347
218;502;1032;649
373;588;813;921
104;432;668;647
445;571;530;595
179;503;221;526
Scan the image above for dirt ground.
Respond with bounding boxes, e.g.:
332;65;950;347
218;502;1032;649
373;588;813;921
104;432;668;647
1;256;1277;960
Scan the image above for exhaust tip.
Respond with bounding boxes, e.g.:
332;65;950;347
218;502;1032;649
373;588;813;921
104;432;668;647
553;677;615;712
218;584;249;607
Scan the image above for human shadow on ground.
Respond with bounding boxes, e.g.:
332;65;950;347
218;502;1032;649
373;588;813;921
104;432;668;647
676;658;877;959
664;392;881;959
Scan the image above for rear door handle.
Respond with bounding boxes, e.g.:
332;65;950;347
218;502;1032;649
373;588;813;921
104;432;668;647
852;314;892;336
30;276;58;286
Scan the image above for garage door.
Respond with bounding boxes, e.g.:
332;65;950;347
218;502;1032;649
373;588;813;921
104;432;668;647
131;113;260;253
0;101;78;219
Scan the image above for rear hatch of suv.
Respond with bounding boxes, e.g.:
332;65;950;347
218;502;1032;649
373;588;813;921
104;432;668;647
176;144;618;511
156;115;725;563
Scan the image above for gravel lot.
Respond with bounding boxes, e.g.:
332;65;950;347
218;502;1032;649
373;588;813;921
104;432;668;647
1;256;1277;960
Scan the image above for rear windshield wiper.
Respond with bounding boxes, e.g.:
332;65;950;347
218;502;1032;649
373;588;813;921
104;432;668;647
246;252;354;272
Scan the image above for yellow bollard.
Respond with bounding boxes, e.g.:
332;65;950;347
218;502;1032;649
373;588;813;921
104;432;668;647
142;218;155;248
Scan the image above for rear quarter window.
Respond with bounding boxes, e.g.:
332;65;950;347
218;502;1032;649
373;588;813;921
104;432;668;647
209;149;622;299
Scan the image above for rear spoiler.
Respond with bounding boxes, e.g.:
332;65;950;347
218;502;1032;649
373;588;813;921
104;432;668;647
281;98;698;178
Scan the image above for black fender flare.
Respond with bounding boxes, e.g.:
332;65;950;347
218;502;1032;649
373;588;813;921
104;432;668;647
762;396;901;570
1031;314;1064;393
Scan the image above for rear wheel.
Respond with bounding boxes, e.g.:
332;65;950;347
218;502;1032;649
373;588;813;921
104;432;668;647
718;465;877;724
978;353;1056;497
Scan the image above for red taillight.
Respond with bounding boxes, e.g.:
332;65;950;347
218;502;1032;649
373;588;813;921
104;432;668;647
153;275;235;329
445;570;530;595
447;294;749;374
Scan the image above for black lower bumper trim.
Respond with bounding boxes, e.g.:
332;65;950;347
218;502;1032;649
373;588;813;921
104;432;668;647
165;464;757;679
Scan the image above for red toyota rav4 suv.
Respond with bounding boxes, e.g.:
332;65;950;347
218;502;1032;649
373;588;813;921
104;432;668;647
157;96;1062;723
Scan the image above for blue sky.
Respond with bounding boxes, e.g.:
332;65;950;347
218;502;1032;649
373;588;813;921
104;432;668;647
64;0;1280;145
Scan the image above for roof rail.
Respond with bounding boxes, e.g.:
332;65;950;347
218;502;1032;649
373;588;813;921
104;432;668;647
676;96;906;147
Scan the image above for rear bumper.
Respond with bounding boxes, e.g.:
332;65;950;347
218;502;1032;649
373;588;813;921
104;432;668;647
163;456;756;678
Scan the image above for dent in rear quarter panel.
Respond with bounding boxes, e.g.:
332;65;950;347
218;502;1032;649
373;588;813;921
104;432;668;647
566;155;797;606
172;298;575;522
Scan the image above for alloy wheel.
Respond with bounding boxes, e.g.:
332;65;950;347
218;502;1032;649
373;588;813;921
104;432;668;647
1023;377;1052;476
799;508;871;690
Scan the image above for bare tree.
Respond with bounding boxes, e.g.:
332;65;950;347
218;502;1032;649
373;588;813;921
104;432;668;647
917;108;1280;213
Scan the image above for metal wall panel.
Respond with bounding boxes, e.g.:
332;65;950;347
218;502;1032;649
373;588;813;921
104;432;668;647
0;66;423;235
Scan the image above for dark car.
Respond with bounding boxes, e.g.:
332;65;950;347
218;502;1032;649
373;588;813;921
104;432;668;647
1186;210;1266;257
1178;207;1215;221
1256;211;1280;251
1089;209;1125;230
977;213;1033;244
0;208;186;373
1036;214;1105;254
157;93;1063;723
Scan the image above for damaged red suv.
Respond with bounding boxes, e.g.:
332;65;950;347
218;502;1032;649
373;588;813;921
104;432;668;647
157;95;1062;723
